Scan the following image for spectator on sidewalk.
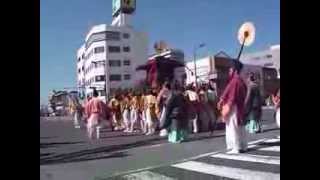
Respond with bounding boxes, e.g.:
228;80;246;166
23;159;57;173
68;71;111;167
218;60;248;154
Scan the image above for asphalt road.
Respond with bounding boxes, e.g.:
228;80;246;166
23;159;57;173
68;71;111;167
40;107;279;180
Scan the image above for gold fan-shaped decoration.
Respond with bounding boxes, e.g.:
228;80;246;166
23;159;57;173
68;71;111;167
238;22;255;46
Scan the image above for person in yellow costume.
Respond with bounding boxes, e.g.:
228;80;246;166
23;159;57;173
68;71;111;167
139;90;147;133
109;94;123;131
120;92;131;132
144;89;158;135
68;96;83;129
129;91;141;132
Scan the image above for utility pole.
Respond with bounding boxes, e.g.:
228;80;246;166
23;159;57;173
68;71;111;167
193;43;206;88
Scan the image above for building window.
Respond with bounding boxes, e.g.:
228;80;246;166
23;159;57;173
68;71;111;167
78;69;81;73
94;46;105;54
98;90;106;96
123;46;130;52
99;61;106;67
95;75;105;82
124;74;131;80
266;54;273;58
109;60;121;67
108;46;121;53
85;31;120;49
110;74;122;81
106;31;121;40
123;33;130;39
110;88;116;95
78;58;81;62
123;60;131;66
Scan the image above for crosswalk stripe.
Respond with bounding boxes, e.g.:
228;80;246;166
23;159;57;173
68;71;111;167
247;144;280;152
122;170;177;180
248;138;267;145
263;138;280;143
210;153;280;165
172;161;280;180
258;146;280;152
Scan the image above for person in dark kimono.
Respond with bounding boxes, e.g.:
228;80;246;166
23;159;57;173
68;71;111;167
185;85;200;133
244;72;263;134
207;81;218;135
159;86;189;143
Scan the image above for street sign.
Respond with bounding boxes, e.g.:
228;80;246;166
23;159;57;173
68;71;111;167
112;0;121;16
209;73;217;79
112;0;136;17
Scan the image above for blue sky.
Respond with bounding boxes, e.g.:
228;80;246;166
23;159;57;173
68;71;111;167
40;0;279;103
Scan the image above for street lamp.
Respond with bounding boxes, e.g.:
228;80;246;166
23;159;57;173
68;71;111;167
91;60;108;103
193;43;206;88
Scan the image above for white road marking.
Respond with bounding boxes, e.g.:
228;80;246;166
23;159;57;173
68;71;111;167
139;143;168;149
264;138;280;143
211;153;280;165
172;161;280;180
122;170;177;180
258;146;280;152
248;138;267;145
102;137;280;179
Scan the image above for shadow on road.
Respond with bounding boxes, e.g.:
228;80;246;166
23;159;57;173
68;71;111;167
185;133;225;143
40;153;53;157
101;133;143;139
40;136;57;139
40;137;165;165
40;141;85;149
41;151;130;165
261;128;279;133
39;132;227;165
259;141;280;147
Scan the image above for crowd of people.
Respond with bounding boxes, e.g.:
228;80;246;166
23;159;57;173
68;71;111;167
68;60;280;154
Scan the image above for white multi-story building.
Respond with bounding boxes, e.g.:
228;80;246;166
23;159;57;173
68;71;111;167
240;44;280;78
76;0;148;101
184;51;230;85
184;45;281;85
